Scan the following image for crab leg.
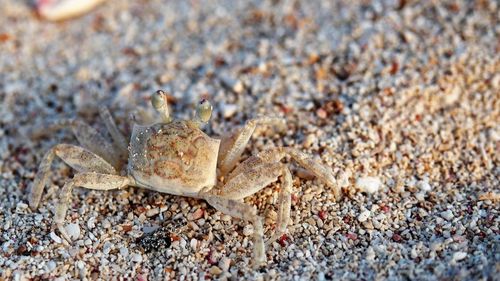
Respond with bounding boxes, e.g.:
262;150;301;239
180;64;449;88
202;195;266;268
56;173;131;241
257;147;340;199
98;106;128;158
218;157;293;246
217;116;286;176
31;119;123;169
29;144;116;210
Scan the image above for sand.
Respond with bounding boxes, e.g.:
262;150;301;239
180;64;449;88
0;0;498;280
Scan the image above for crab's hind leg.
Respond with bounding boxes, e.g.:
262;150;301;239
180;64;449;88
98;106;128;158
31;119;123;169
203;159;293;266
217;116;286;176
202;195;266;268
56;172;131;241
219;156;293;246
257;147;340;199
29;144;116;210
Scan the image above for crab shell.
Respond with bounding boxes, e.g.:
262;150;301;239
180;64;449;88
128;120;220;197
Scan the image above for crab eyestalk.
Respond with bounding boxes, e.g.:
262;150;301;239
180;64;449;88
152;90;172;123
195;99;213;126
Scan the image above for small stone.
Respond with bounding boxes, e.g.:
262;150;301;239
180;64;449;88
87;217;96;229
358;210;371;222
75;260;84;269
102;220;111;229
17;202;28;210
190;238;198;250
65;223;81;240
365;247;375;262
243;225;254;236
146;208;159;217
131;253;143;263
452;251;467;262
103;241;113;255
119;247;129;258
219;257;231;272
221;104;238;118
356;177;381;193
50;232;62;244
316;108;327;119
47;260;56;272
188;208;204;221
418;181;431;192
441;210;454;221
303;134;317;148
209;266;222;276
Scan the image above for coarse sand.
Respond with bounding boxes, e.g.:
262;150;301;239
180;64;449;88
0;0;499;280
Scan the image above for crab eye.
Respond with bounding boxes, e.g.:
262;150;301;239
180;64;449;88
196;99;212;123
151;90;167;110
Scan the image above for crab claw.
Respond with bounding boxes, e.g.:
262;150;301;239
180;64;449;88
36;0;106;21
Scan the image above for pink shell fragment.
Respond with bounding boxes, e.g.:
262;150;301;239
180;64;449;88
36;0;106;21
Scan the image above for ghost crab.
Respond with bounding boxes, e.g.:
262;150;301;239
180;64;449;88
29;90;339;267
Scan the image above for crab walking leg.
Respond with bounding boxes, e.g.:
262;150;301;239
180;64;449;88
56;173;131;241
218;157;294;245
203;195;266;268
266;165;292;246
257;147;341;199
98;106;128;157
29;144;117;210
31;119;122;169
217;117;286;176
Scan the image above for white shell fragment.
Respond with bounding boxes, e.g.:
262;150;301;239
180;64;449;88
418;180;432;192
50;232;62;244
65;223;81;240
441;210;454;221
357;210;371;222
36;0;106;21
452;251;467;262
356;177;381;194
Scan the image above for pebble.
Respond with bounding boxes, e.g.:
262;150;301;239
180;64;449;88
356;177;381;193
65;223;81;240
46;260;56;272
358;210;371;222
103;241;113;255
146;208;159;217
219;257;231;272
87;217;96;229
190;238;198;250
1;0;498;280
119;247;129;258
418;181;431;192
188;208;204;221
209;266;222;276
441;210;454;221
131;253;143;263
221;104;238;118
50;232;62;244
452;251;467;262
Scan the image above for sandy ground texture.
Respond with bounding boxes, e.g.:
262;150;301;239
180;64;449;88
1;0;499;280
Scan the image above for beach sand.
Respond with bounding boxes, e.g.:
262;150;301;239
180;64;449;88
0;0;498;279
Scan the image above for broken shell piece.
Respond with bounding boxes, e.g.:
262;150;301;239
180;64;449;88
356;177;381;194
36;0;106;21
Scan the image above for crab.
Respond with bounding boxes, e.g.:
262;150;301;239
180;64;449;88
29;90;339;267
